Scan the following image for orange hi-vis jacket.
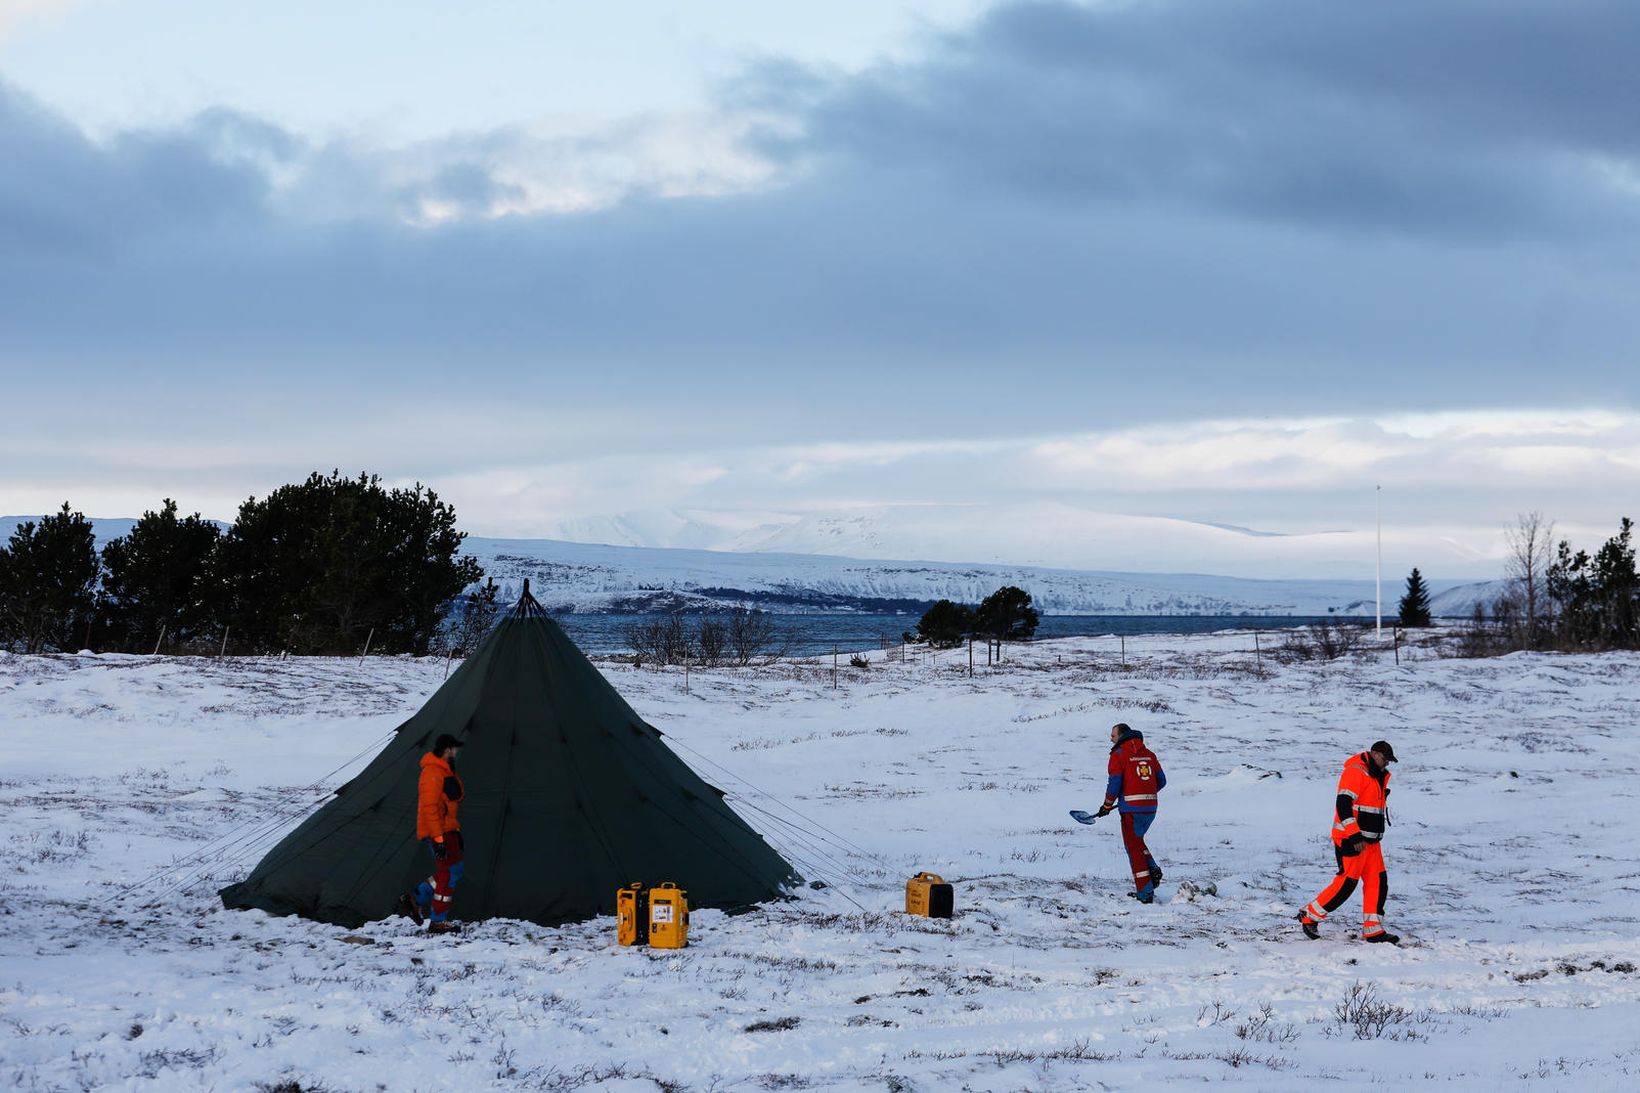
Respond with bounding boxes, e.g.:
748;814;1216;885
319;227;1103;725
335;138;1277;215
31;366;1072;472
417;752;464;841
1332;751;1390;846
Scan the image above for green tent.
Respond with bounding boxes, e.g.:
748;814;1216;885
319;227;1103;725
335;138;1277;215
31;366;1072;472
220;585;800;927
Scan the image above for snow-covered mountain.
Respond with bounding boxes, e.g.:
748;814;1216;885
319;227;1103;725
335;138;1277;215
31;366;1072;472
463;537;1464;616
1429;578;1518;617
534;503;1500;582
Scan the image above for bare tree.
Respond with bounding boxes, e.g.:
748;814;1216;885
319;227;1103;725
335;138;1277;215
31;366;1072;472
726;606;784;665
624;611;696;666
1504;511;1555;648
696;616;727;665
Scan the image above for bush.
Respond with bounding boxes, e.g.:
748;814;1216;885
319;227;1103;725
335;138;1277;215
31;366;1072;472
726;606;784;665
1279;618;1367;661
442;577;500;656
697;616;728;665
624;612;693;665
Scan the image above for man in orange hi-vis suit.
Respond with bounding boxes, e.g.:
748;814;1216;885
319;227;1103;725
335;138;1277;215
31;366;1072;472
1299;740;1399;944
398;733;465;935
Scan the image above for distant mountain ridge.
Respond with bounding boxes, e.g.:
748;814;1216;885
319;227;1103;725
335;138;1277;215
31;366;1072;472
526;503;1499;583
461;537;1475;617
1;515;1498;616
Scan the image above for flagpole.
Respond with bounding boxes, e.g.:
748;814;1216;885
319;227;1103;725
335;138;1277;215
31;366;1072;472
1375;484;1382;639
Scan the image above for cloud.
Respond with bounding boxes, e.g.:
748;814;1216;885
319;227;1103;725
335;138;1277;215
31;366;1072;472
760;0;1640;239
0;0;84;44
3;2;1639;518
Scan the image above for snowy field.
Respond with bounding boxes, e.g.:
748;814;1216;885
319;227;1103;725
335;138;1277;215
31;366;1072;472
4;632;1639;1090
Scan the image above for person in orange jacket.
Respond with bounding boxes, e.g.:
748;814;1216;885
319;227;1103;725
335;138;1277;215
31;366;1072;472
399;733;465;934
1298;740;1399;944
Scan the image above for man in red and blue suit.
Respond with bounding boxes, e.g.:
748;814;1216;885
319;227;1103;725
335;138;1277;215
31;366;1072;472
1096;722;1167;903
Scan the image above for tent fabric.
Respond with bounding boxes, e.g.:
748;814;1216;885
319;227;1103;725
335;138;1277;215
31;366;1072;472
220;588;800;927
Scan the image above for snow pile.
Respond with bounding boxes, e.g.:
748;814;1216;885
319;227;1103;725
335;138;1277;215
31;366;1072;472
3;635;1639;1089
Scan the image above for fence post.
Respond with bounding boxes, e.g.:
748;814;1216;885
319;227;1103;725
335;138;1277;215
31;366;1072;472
832;644;837;690
1120;633;1126;669
219;626;231;658
151;624;167;657
443;646;455;680
969;637;974;678
1254;631;1262;669
1393;627;1401;666
359;627;375;665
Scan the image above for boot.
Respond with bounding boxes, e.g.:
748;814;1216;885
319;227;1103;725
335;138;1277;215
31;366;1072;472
396;894;423;926
1128;884;1154;904
427;920;462;935
1363;930;1400;945
1297;913;1320;940
1147;860;1162;886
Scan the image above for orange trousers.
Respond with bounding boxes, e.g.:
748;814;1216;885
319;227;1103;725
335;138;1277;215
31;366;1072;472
1302;841;1389;938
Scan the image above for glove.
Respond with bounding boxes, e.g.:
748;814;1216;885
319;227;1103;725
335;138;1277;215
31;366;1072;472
1095;805;1114;818
1340;834;1365;857
432;838;448;861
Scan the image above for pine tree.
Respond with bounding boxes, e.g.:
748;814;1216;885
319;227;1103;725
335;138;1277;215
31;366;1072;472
1397;567;1432;628
216;471;483;654
915;599;973;648
100;499;224;652
1547;518;1638;648
975;585;1041;642
0;503;101;653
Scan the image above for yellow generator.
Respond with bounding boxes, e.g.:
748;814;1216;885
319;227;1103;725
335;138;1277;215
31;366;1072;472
616;882;649;946
905;871;954;918
648;882;690;949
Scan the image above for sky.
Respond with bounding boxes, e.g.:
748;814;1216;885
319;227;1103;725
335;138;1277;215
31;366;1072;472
1;0;1636;577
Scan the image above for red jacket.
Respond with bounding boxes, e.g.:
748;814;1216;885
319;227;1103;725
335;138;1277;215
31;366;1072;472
1104;730;1166;814
417;752;464;841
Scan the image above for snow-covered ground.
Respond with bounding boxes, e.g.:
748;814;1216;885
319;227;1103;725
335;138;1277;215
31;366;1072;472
4;633;1638;1090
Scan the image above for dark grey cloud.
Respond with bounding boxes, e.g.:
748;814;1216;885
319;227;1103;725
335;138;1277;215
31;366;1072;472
0;86;272;255
2;1;1639;447
763;0;1640;238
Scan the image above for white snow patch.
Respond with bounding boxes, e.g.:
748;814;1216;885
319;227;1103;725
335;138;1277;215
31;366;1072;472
3;635;1639;1089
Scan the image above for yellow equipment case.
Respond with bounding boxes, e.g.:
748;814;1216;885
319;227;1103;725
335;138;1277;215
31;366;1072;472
648;882;690;949
905;871;953;918
616;882;649;946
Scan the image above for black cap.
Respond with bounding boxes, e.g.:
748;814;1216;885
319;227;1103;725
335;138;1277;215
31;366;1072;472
433;733;463;754
1370;740;1398;763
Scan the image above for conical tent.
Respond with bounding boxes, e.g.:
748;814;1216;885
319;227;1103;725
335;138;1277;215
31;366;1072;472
221;587;800;927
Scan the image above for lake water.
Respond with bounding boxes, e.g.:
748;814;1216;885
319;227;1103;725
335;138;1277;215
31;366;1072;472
550;612;1344;658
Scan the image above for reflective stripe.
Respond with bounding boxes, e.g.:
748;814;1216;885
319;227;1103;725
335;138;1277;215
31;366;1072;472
1361;832;1382;841
1306;901;1327;919
1364;914;1381;922
1125;794;1158;802
1356;805;1385;814
1134;871;1151;880
1340;789;1359;800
